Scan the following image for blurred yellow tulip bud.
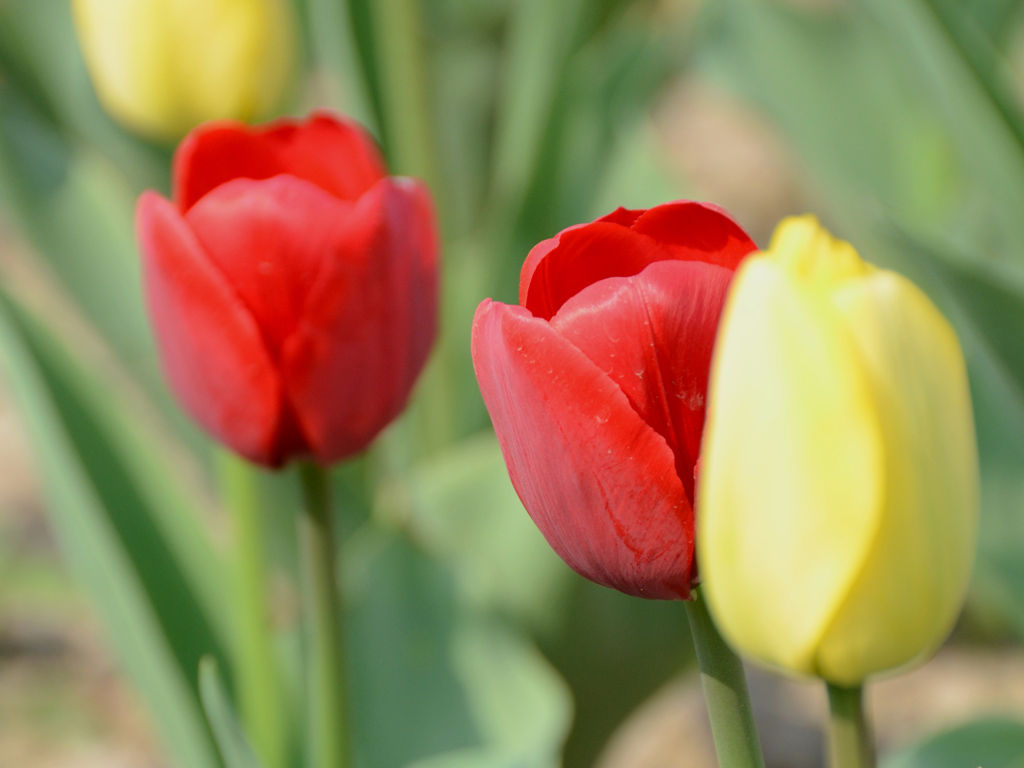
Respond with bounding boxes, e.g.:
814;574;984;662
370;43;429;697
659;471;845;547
72;0;295;140
697;216;978;686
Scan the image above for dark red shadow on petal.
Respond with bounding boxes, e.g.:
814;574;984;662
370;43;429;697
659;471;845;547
174;112;386;212
472;299;694;599
283;177;438;464
520;200;756;321
136;192;285;466
550;260;733;504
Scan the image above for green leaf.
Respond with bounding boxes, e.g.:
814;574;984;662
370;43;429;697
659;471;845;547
861;0;1024;258
395;433;572;630
0;0;171;193
6;296;233;668
0;87;164;393
883;717;1024;768
200;657;265;768
409;622;572;768
911;248;1024;398
343;525;574;768
0;294;219;768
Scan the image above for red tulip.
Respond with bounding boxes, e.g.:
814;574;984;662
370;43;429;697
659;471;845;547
137;112;438;467
471;203;756;599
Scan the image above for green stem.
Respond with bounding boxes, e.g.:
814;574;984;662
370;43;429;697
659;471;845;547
826;683;875;768
298;463;347;768
685;588;766;768
218;450;287;768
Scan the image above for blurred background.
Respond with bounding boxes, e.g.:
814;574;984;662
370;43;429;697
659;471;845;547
2;0;1024;766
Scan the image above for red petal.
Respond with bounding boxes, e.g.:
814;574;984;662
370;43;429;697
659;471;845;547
136;192;284;465
184;176;352;358
471;299;694;599
549;260;733;504
282;178;438;463
630;201;755;269
520;200;756;321
174;112;386;212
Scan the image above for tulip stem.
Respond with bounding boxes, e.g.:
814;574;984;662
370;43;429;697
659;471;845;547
685;588;766;768
298;463;348;768
218;450;287;768
826;683;875;768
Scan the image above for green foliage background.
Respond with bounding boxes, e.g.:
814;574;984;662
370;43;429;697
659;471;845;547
2;0;1024;766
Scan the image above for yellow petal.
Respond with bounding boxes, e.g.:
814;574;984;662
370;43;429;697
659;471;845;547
698;255;885;675
769;215;872;287
72;0;295;140
814;270;978;684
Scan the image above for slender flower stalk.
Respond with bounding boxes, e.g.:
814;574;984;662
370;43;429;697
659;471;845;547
298;463;348;768
685;589;766;768
219;450;287;768
827;684;875;768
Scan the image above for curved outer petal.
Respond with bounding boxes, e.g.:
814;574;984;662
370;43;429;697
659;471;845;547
136;192;283;465
550;260;733;503
72;0;295;140
184;175;353;355
282;178;438;463
472;299;694;599
698;257;885;674
174;112;385;211
813;271;978;684
520;201;756;320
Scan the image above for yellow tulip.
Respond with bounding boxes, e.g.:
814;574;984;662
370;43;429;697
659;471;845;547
697;216;978;686
72;0;295;140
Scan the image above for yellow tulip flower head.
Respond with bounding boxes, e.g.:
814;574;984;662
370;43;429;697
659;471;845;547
697;216;978;686
72;0;295;140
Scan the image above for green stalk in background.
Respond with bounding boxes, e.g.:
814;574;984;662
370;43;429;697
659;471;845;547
684;589;766;768
298;463;348;768
827;683;875;768
218;450;288;768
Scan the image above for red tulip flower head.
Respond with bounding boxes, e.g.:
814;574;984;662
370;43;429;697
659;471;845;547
137;112;438;467
472;203;756;599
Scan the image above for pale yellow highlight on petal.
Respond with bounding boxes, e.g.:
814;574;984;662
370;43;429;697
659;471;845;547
698;252;885;676
72;0;295;140
815;271;979;684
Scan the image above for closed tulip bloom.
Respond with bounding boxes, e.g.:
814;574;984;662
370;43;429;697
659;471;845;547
472;203;757;599
72;0;295;139
137;112;438;467
698;216;978;685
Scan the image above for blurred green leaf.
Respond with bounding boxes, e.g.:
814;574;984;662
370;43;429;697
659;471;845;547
0;294;219;768
0;0;171;193
958;0;1024;49
396;433;572;630
344;525;573;768
862;0;1024;259
345;530;479;765
410;621;572;768
700;0;963;234
0;87;165;393
200;657;265;768
5;295;232;691
882;717;1024;768
488;0;585;222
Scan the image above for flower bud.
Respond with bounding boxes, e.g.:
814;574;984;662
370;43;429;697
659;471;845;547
472;202;757;599
136;112;438;467
72;0;295;140
698;216;979;685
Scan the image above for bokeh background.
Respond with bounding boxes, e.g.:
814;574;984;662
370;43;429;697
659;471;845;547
2;0;1024;766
